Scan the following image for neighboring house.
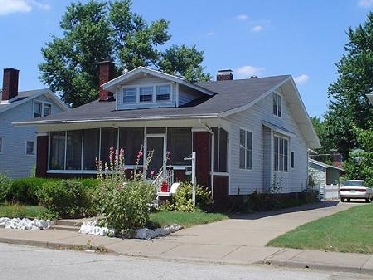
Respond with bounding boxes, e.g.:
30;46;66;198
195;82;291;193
308;158;343;187
0;68;68;178
15;62;320;207
308;159;343;200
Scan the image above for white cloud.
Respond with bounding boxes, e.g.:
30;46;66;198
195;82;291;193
358;0;373;7
235;65;265;78
236;14;249;21
294;74;309;85
0;0;50;15
206;31;214;36
251;25;263;32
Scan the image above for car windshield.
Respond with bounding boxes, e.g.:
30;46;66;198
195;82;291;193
343;180;364;186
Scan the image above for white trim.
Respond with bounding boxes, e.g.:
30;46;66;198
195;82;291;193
191;127;210;132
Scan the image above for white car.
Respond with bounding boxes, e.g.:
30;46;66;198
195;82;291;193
339;180;373;203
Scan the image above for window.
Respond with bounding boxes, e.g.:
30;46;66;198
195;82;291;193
291;151;294;168
122;88;136;103
239;129;252;170
156;85;170;102
49;132;66;170
213;127;228;172
273;92;282;117
26;141;35;155
139;87;153;102
274;135;288;171
34;101;51;118
0;137;3;153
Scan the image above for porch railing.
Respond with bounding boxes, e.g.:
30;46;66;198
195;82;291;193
152;166;174;193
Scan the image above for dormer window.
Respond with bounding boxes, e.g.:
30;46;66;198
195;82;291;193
156;85;170;102
123;88;136;103
140;87;153;102
118;83;172;109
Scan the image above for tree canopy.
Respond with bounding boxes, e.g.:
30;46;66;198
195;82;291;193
324;12;373;160
39;0;211;107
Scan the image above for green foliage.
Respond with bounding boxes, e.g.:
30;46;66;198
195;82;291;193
0;205;49;219
6;177;51;205
39;0;210;107
161;182;213;212
94;147;156;232
36;180;93;218
0;173;12;203
325;12;373;160
95;179;156;232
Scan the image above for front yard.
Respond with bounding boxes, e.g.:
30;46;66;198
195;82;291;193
268;203;373;254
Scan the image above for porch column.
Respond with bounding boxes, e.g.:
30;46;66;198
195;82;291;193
36;133;48;177
192;131;211;189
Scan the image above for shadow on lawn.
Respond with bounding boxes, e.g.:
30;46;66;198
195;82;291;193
228;200;340;220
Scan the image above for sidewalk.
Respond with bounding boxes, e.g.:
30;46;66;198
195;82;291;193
0;201;372;275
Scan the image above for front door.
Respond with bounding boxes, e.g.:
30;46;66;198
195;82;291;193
145;135;165;178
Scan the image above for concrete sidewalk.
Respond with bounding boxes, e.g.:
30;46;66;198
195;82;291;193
0;201;372;275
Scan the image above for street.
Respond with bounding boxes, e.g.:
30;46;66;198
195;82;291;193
0;243;372;280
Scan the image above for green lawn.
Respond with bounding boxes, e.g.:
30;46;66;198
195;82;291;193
149;210;228;228
0;205;49;219
267;203;373;254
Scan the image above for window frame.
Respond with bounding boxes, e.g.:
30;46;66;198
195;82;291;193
25;141;35;155
239;128;253;170
34;100;52;118
273;92;282;117
273;134;288;172
120;83;172;105
0;137;3;153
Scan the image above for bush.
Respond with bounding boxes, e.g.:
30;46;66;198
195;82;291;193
161;182;213;212
6;177;51;205
95;179;156;233
0;173;12;202
36;180;92;218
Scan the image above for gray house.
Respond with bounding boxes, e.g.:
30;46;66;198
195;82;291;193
16;63;320;207
0;68;68;178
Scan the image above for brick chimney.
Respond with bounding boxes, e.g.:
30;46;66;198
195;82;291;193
217;69;233;81
2;68;20;101
99;61;115;101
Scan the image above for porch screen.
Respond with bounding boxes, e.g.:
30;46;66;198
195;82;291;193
49;132;65;170
82;129;99;170
119;128;144;165
66;130;82;170
167;128;191;165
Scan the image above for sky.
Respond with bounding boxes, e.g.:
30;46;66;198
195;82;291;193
1;0;373;118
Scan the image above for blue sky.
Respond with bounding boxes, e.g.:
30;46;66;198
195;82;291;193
1;0;373;118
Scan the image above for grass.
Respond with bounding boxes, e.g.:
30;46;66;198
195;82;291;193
149;210;228;228
0;204;49;219
267;203;373;254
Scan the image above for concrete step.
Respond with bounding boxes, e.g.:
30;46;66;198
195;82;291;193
55;219;83;227
49;224;80;232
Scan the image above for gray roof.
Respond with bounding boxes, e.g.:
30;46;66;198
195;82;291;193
0;88;68;114
18;75;290;123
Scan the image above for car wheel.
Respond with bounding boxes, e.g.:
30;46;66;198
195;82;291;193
340;198;344;202
346;198;350;202
366;198;370;203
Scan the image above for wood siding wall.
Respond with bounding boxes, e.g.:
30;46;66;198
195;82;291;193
225;88;309;195
0;95;64;178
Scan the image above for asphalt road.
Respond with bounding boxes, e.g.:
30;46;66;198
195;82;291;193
0;243;372;280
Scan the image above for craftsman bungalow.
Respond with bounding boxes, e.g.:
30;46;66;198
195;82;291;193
15;62;320;206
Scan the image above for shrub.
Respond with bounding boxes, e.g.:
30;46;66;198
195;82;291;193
95;179;156;233
6;177;51;205
36;180;91;218
162;182;213;212
0;173;12;202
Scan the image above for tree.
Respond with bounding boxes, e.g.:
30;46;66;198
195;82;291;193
325;12;373;159
39;0;210;107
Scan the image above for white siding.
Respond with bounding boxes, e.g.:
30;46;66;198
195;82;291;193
0;96;65;178
225;88;309;195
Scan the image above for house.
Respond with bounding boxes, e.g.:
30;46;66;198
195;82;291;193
0;68;68;178
308;158;343;200
15;62;320;207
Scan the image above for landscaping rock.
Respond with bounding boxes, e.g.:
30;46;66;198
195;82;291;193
0;217;52;230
